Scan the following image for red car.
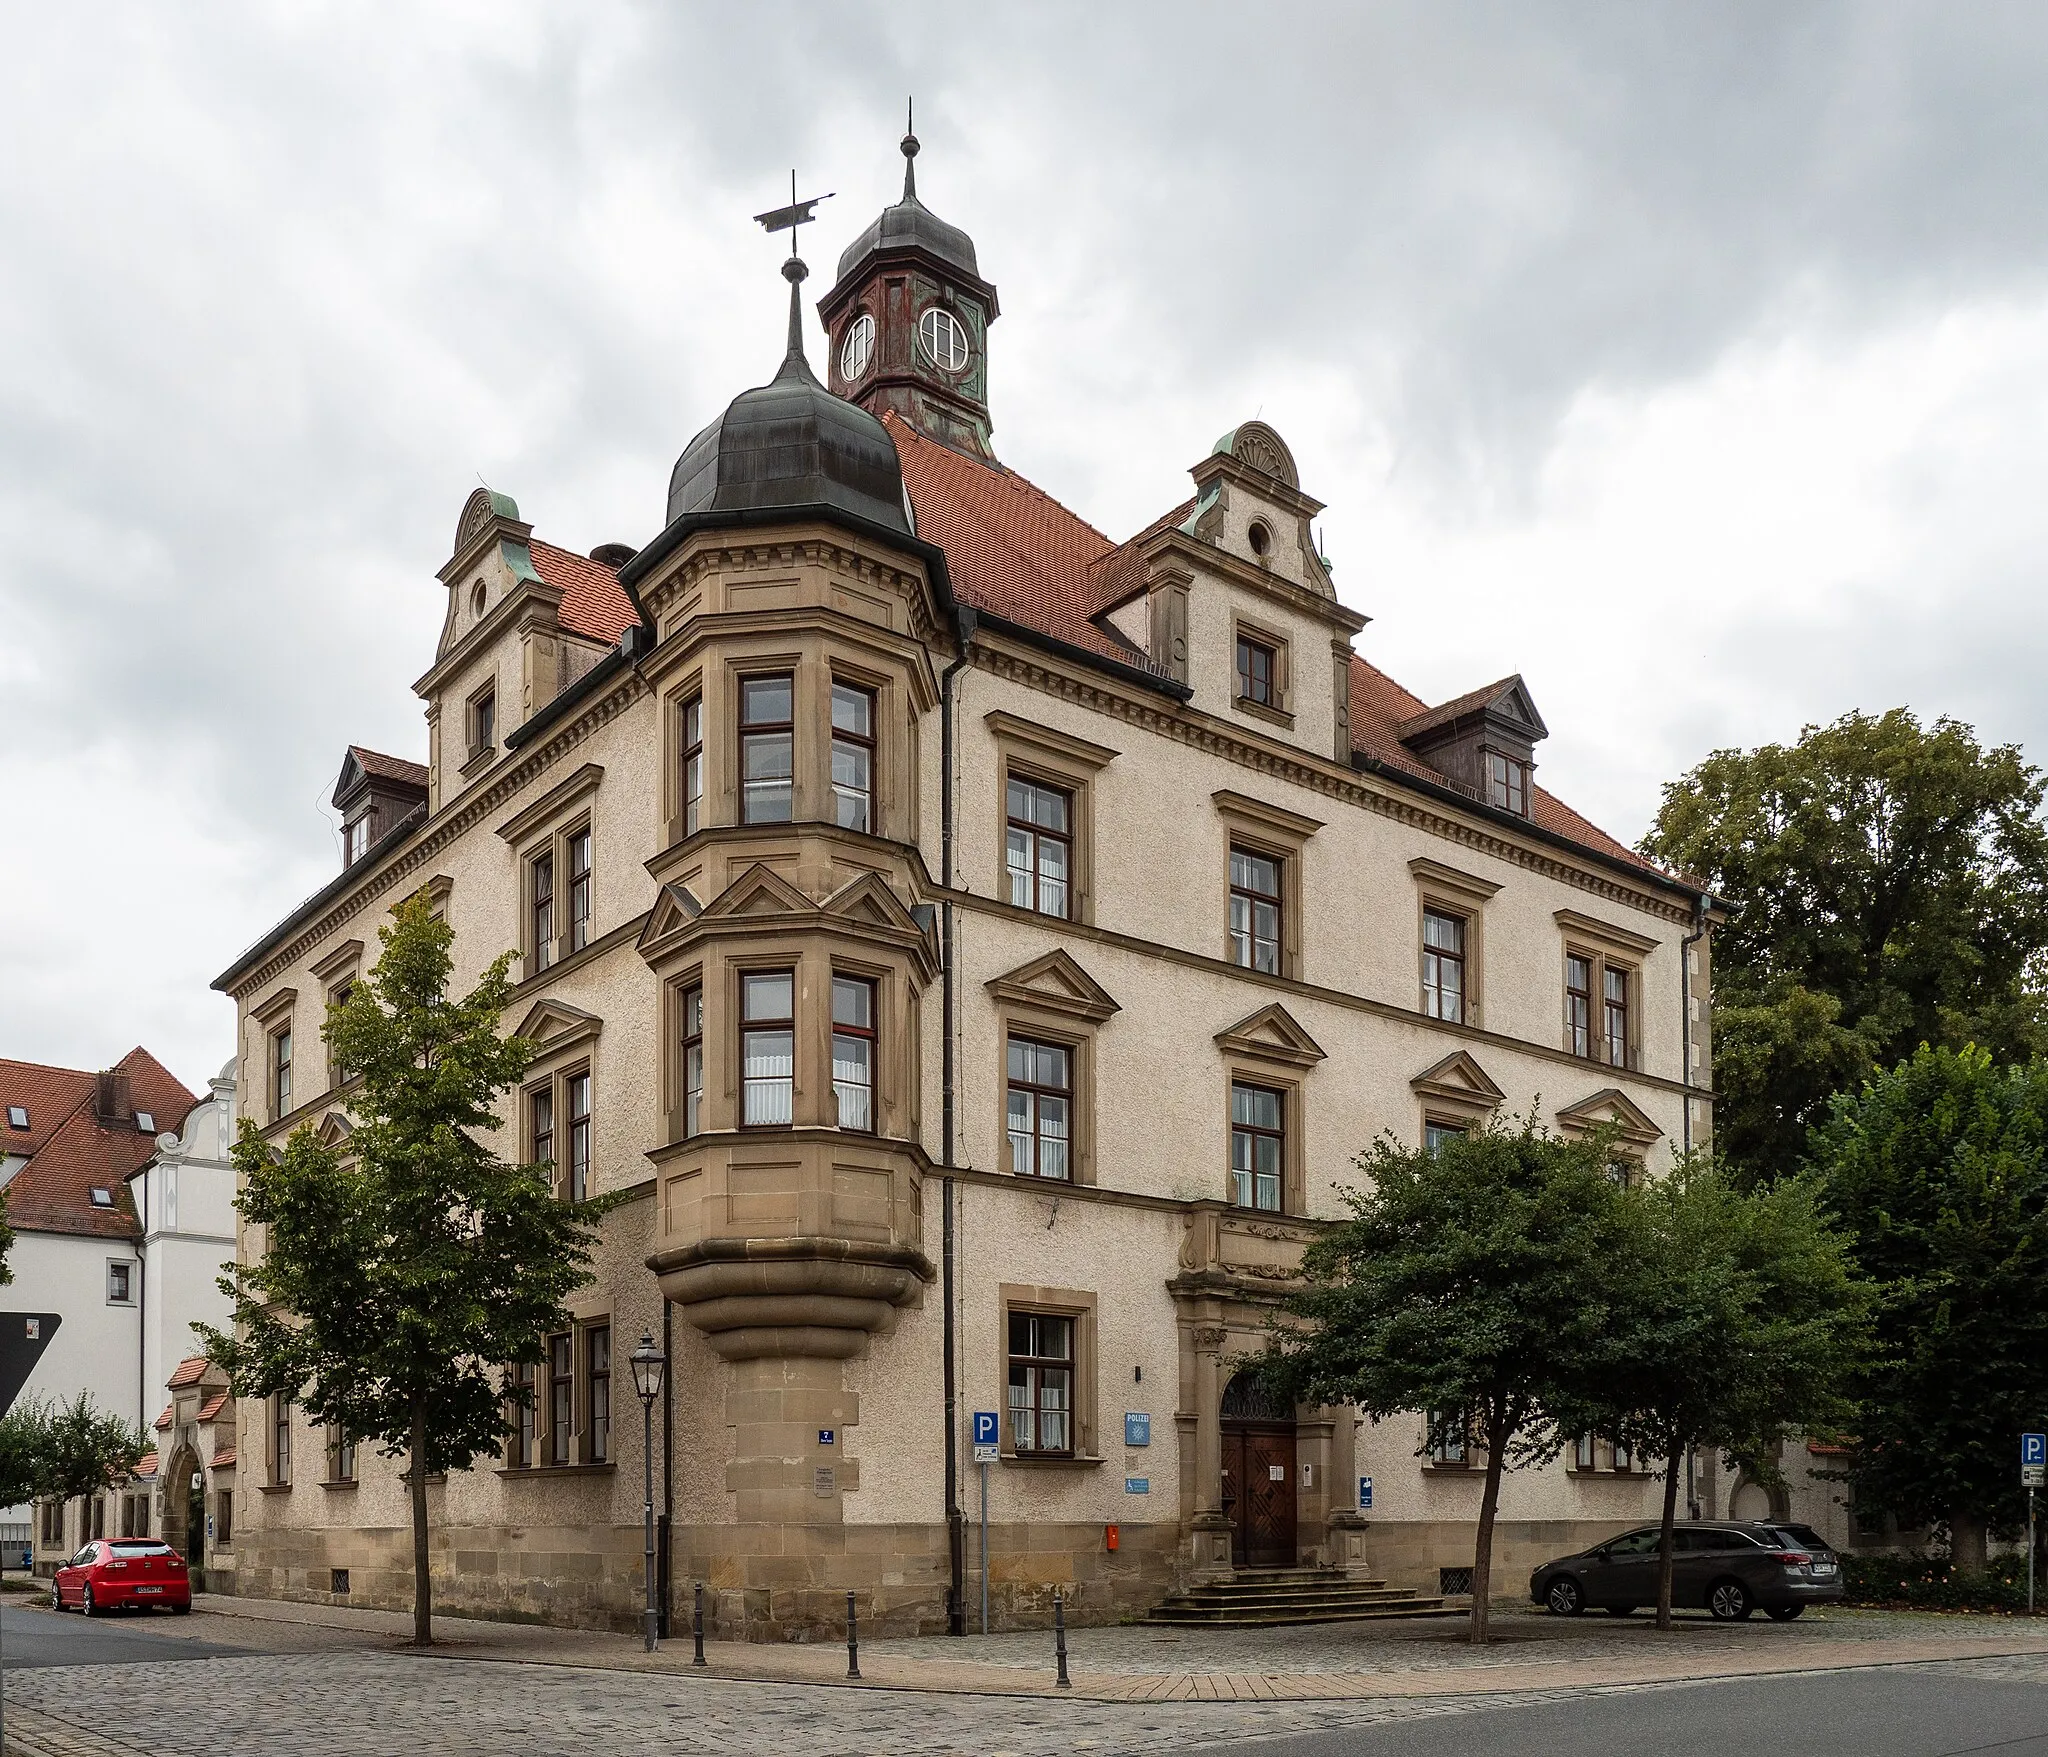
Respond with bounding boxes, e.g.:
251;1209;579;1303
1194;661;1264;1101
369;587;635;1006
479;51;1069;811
50;1538;192;1615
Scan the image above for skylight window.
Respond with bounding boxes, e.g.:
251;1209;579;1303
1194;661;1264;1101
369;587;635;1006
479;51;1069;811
5;1105;26;1130
134;1111;156;1134
89;1187;114;1207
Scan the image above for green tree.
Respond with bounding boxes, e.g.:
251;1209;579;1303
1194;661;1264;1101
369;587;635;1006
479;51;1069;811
1642;710;2048;1182
1807;1044;2048;1570
34;1392;150;1505
1585;1161;1866;1628
0;1396;50;1508
200;893;604;1645
1264;1124;1636;1642
0;1177;14;1285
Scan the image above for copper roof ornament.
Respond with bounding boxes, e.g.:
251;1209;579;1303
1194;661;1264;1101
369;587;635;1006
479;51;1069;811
901;96;918;202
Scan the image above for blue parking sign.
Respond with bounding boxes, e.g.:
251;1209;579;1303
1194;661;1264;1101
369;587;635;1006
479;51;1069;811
973;1411;1000;1447
2024;1433;2045;1467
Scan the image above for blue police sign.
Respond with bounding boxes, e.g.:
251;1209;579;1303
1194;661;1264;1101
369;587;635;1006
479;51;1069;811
1124;1412;1151;1447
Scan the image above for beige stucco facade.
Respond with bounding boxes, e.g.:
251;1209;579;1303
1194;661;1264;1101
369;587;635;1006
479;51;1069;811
212;178;1715;1638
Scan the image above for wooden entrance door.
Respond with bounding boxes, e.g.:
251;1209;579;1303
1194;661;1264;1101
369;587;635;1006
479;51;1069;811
1221;1425;1297;1567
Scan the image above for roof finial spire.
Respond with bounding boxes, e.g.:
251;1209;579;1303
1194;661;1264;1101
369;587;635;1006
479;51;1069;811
901;97;920;202
753;172;834;367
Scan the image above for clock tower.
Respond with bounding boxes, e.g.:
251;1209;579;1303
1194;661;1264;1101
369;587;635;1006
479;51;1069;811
818;118;1000;460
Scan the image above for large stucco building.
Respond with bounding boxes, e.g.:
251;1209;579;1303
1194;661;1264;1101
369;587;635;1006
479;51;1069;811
211;135;1732;1637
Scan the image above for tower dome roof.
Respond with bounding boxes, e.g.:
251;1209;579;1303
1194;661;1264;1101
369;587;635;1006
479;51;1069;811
666;258;910;535
831;116;981;288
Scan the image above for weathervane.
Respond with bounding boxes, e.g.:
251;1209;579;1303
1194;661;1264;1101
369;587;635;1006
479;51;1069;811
753;172;833;361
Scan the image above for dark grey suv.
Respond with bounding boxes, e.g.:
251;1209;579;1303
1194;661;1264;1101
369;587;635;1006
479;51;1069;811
1530;1522;1843;1621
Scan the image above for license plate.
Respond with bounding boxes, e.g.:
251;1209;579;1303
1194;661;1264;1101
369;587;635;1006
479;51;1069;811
1812;1562;1837;1575
134;1584;163;1594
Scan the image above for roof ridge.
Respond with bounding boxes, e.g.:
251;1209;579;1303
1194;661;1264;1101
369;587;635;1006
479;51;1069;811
881;412;1120;555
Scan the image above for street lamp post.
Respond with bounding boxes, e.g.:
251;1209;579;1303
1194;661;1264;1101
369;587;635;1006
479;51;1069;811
629;1330;668;1654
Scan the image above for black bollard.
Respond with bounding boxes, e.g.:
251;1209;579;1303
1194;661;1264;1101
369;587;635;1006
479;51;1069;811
692;1581;706;1667
847;1589;862;1680
1054;1588;1071;1689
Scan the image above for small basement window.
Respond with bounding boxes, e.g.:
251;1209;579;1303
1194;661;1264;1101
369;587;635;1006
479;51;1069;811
134;1111;156;1134
89;1187;114;1207
5;1105;26;1130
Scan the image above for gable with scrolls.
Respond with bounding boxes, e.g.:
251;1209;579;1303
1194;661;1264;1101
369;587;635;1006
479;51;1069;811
985;949;1121;1024
1555;1087;1663;1147
1410;1050;1505;1120
1214;1002;1325;1069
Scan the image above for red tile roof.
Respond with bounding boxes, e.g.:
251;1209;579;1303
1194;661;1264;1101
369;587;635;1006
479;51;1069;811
0;1059;97;1157
168;1356;209;1390
133;1451;158;1479
1396;677;1525;743
153;1404;172;1432
195;1390;231;1422
346;746;427;791
532;540;639;646
211;1445;237;1469
0;1049;199;1238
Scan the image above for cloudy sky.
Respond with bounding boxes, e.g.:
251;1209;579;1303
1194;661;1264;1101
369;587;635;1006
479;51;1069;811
5;2;2047;1091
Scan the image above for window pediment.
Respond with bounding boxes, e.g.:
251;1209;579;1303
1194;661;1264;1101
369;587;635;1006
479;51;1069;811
513;999;602;1056
1410;1050;1505;1118
314;1112;353;1150
698;863;815;922
985;949;1121;1024
1214;1002;1325;1069
820;870;927;938
1555;908;1659;959
1555;1087;1662;1147
309;941;364;986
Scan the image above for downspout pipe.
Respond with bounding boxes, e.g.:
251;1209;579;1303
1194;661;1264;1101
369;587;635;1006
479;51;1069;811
938;606;977;1638
1680;893;1712;1158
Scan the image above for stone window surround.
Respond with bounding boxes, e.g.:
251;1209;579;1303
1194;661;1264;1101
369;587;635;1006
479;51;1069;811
1215;790;1322;982
1409;858;1502;1031
660;642;910;849
498;765;604;980
986;710;1117;927
1231;611;1295;730
504;1308;616;1475
524;1055;595;1203
1220;1061;1308;1217
997;1282;1101;1464
251;987;297;1126
984;950;1119;1189
662;941;917;1143
459;673;500;778
262;1391;292;1492
309;940;364;1094
1555;909;1659;1075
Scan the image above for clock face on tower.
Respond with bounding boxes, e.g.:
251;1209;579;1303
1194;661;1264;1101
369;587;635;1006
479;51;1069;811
839;312;875;382
918;306;969;373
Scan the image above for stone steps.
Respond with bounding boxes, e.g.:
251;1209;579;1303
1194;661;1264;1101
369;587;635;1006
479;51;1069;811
1143;1569;1461;1627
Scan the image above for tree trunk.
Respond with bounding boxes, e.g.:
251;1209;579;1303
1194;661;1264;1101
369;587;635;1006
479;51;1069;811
409;1401;432;1646
1951;1510;1989;1575
1655;1440;1683;1631
1469;1400;1508;1645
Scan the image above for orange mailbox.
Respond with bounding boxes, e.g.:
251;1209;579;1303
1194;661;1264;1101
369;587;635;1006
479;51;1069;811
1105;1523;1119;1552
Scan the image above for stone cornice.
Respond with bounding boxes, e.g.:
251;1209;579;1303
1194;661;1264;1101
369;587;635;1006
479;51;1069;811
968;637;1692;926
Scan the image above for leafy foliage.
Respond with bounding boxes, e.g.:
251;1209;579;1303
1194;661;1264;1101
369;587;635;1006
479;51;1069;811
1581;1159;1867;1625
1840;1549;2042;1613
26;1393;151;1505
0;1395;51;1507
1642;710;2048;1182
0;1180;14;1286
1265;1123;1637;1640
1808;1044;2048;1568
200;893;604;1643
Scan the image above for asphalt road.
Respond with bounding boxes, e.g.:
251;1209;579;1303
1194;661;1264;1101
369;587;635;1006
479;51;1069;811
1228;1665;2048;1757
0;1601;252;1669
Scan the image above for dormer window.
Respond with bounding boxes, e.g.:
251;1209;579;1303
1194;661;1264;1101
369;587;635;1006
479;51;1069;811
1485;751;1528;816
344;814;371;867
1237;634;1277;708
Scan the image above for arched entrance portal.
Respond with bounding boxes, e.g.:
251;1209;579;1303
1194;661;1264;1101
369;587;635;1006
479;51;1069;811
159;1446;202;1565
1219;1374;1296;1568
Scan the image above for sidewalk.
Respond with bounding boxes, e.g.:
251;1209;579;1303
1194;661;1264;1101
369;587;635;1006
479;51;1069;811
174;1593;2048;1703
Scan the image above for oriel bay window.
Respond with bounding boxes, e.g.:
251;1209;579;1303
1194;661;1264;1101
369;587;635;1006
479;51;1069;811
1230;1081;1285;1212
1006;1311;1074;1456
830;681;876;831
1422;909;1467;1023
740;674;795;823
1006;1037;1071;1180
831;975;876;1130
680;696;704;835
1005;777;1071;918
741;970;796;1126
1228;848;1283;974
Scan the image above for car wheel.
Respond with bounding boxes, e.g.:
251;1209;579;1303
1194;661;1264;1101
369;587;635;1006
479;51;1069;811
171;1601;191;1616
50;1581;64;1612
1606;1604;1637;1617
1546;1576;1585;1616
81;1584;98;1618
1708;1578;1752;1621
1766;1605;1805;1622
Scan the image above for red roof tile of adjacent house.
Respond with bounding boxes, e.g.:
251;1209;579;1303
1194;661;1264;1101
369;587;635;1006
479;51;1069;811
133;1451;158;1479
153;1405;173;1432
532;540;640;646
346;746;428;791
0;1048;199;1239
211;1445;237;1468
0;1059;97;1158
195;1390;230;1422
168;1357;209;1390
